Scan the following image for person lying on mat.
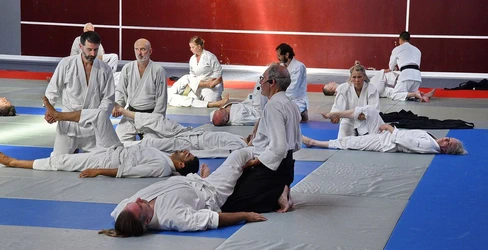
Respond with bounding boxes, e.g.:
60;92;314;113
100;148;268;237
302;105;467;155
0;97;200;178
0;97;16;116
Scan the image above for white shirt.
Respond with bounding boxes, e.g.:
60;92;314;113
252;91;302;171
187;49;223;97
284;58;309;111
115;60;168;115
389;42;422;82
388;128;440;154
116;145;176;178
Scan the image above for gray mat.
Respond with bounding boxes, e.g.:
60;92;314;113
293;148;337;161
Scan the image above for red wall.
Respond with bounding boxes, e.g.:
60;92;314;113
20;0;488;73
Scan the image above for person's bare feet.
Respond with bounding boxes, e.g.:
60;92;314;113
276;185;293;213
46;77;51;83
218;93;230;108
0;152;14;167
424;88;436;98
43;96;59;120
302;136;315;148
200;164;211;178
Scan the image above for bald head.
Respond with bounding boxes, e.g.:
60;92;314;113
212;108;229;126
83;23;94;32
134;38;152;64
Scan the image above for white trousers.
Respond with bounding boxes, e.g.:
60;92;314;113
35;147;114;171
384;80;421;101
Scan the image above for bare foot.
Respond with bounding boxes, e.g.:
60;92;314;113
43;96;59;120
420;96;431;103
424;88;436;98
276;185;293;213
218;93;230;108
46;77;51;83
302;136;315;148
200;164;211;178
0;152;14;167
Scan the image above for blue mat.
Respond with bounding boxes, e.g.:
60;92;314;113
0;145;52;160
14;106;61;115
385;129;488;249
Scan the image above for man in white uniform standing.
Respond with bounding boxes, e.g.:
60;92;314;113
276;43;309;122
112;38;168;143
70;23;118;73
385;31;433;102
45;31;115;155
221;64;302;214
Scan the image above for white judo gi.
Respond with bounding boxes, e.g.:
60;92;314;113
209;80;267;125
111;147;253;231
331;81;380;138
168;49;223;108
369;70;399;98
45;55;115;155
329;105;441;154
128;112;247;158
388;42;422;101
283;58;309;113
115;60;168;143
32;144;177;177
70;36;119;73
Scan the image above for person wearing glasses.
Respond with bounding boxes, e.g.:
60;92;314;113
220;64;302;214
303;105;467;155
168;36;229;108
330;61;380;139
275;43;309;122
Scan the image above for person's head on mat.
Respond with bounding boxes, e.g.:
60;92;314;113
322;82;339;96
437;137;467;155
348;60;370;87
100;198;152;237
79;31;101;63
189;36;205;56
276;43;295;64
212;108;230;126
170;150;200;176
0;97;16;116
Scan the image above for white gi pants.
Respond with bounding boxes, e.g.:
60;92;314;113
384;80;421;101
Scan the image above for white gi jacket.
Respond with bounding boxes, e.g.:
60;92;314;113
284;58;309;112
115;60;168;115
45;55;115;137
369;70;399;98
187;49;223;101
331;81;379;138
252;91;302;171
389;42;422;83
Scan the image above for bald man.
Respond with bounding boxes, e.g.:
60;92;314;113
70;22;119;72
112;38;168;143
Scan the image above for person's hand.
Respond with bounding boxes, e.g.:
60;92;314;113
244;212;267;222
44;112;56;124
379;124;394;133
79;169;100;178
243;158;260;170
384;68;391;73
112;104;122;117
357;112;366;121
330;116;340;124
200;164;210;178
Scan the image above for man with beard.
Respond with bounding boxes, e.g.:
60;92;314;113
275;43;309;122
45;31;115;155
112;38;168;143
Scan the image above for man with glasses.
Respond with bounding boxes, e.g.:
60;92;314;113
221;64;302;214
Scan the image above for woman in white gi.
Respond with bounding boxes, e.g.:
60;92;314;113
330;61;380;138
168;36;227;108
100;148;267;237
303;106;467;155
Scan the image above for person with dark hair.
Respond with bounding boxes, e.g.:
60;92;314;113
115;105;248;158
70;22;119;72
113;38;168;143
168;36;229;108
275;43;309;122
221;64;301;214
101;147;267;237
330;61;380;139
0;97;16;116
385;31;431;102
46;29;115;156
303;105;467;155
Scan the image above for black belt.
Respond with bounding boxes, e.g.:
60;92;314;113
128;105;154;113
400;65;420;71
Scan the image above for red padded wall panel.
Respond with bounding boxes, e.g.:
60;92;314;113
21;0;119;25
122;0;405;34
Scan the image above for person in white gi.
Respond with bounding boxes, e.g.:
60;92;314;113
70;23;119;73
221;64;302;214
0;98;200;178
276;43;309;122
168;36;229;108
303;105;467;155
115;106;248;158
330;61;380;139
210;80;267;126
45;31;115;156
322;70;399;98
99;148;267;237
385;31;434;102
112;38;168;143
